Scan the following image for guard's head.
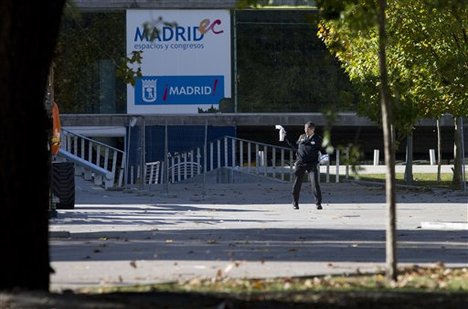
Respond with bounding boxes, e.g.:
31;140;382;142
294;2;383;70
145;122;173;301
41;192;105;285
304;121;316;134
305;121;315;130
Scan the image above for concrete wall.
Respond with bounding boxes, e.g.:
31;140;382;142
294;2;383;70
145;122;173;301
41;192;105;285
60;113;456;127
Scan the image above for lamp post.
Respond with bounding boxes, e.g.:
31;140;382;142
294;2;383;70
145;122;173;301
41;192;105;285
125;116;138;187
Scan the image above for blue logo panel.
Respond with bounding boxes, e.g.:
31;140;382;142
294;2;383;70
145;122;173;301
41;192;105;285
135;76;224;105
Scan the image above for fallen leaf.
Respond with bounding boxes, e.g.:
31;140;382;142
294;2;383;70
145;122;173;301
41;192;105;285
224;263;234;274
215;269;224;281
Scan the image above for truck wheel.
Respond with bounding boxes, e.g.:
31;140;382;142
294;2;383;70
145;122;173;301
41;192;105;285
52;161;75;209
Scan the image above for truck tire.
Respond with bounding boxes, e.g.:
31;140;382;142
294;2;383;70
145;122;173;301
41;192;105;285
52;161;75;209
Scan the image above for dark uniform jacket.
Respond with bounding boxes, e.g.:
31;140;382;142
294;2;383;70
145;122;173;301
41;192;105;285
285;133;325;165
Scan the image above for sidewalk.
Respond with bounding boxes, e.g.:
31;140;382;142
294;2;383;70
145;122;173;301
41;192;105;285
321;163;463;175
49;176;468;292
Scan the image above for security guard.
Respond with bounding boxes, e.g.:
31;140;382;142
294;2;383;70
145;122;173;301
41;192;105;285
283;121;326;210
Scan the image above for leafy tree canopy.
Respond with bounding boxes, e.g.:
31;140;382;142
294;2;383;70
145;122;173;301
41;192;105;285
317;0;467;137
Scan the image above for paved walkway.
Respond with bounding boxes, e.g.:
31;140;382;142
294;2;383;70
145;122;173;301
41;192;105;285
49;174;468;292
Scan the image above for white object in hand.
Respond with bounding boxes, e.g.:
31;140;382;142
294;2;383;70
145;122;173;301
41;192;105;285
275;125;286;141
319;153;329;164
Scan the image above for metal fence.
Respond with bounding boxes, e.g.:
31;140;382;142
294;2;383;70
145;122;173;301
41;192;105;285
61;128;125;189
60;124;350;190
143;135;297;185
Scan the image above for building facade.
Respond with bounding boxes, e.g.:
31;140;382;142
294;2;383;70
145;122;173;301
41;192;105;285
58;1;462;173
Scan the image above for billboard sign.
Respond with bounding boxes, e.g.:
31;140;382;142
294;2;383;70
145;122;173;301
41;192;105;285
126;10;231;114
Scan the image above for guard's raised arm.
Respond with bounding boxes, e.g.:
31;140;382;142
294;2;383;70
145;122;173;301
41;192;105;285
275;125;296;149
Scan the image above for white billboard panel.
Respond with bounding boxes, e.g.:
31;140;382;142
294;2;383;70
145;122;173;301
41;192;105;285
126;10;231;114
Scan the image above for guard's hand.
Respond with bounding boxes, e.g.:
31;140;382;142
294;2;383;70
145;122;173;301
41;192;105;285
279;128;286;141
275;125;287;141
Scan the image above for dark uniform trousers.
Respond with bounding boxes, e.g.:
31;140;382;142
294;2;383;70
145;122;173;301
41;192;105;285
292;162;322;206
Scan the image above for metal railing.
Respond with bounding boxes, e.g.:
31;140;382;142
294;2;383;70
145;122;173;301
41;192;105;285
144;149;203;185
144;136;296;184
61;128;125;189
145;161;161;185
207;136;295;181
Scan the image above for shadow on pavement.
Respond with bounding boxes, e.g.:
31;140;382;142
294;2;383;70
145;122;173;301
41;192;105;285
75;181;468;206
51;228;468;265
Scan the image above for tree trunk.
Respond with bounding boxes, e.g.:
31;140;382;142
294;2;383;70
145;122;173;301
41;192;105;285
377;0;398;282
437;119;441;183
404;132;413;184
452;116;462;189
0;1;65;290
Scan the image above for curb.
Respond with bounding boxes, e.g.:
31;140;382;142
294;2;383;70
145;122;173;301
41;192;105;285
421;221;468;230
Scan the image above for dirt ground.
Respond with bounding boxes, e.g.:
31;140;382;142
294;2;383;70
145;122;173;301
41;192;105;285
1;289;468;309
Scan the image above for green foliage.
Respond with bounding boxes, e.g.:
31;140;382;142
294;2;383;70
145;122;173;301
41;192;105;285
356;172;455;188
317;0;466;189
54;9;128;113
116;51;143;86
317;0;467;135
388;0;467;117
318;1;415;137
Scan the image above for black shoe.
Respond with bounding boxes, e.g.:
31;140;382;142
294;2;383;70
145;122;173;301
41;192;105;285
293;202;299;210
316;204;323;210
